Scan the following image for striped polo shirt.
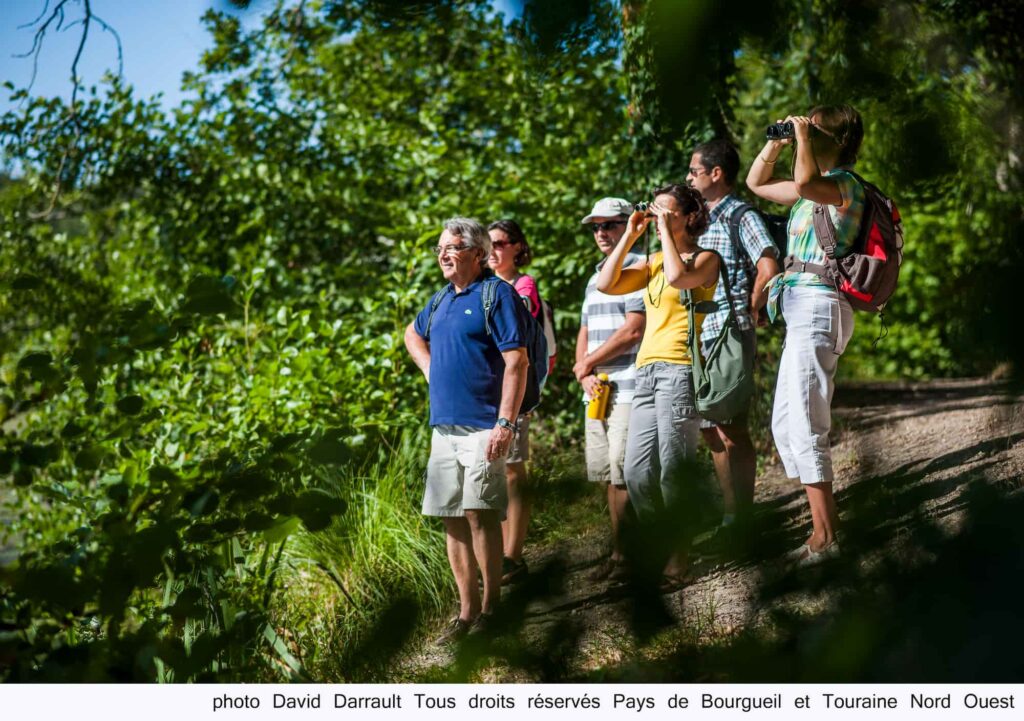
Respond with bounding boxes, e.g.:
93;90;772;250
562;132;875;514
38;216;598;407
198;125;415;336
580;252;646;403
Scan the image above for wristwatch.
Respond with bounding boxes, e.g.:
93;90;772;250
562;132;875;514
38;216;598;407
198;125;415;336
496;417;519;434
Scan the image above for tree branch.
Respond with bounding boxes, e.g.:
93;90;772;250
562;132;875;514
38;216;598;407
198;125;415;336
14;0;125;218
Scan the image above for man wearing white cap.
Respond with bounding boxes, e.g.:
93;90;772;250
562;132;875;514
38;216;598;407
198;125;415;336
574;197;646;581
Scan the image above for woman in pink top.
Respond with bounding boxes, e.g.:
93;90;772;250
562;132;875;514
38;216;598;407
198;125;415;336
487;219;537;585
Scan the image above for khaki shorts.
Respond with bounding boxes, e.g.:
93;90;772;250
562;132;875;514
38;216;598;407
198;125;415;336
507;414;530;464
585;398;632;487
423;425;508;518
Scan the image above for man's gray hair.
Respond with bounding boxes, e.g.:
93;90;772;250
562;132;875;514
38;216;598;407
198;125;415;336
442;217;491;262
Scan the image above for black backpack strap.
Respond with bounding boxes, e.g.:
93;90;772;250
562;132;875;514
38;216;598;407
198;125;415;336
480;275;500;337
727;202;754;259
424;286;452;340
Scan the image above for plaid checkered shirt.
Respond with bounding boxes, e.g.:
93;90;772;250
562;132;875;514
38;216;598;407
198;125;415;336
699;194;779;341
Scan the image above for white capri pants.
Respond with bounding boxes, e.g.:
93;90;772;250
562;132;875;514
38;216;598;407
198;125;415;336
772;285;854;485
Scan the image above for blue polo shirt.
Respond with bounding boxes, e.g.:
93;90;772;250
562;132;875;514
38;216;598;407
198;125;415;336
413;273;526;428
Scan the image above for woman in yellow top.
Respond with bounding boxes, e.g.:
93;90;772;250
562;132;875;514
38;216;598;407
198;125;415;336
597;183;718;588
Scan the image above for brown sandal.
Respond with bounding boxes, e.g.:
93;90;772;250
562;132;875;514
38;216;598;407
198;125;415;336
659;572;693;593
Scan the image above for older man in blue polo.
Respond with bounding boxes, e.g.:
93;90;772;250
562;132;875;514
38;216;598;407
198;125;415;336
404;217;529;644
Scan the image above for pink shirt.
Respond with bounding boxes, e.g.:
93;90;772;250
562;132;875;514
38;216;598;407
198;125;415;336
513;274;541;319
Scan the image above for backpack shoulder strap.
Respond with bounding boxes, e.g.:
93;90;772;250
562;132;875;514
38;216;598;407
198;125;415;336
812;202;841;259
727;201;754;257
480;275;501;337
679;247;733;335
813;169;879;259
424;285;452;339
694;246;736;312
847;169;876;195
680;284;704;381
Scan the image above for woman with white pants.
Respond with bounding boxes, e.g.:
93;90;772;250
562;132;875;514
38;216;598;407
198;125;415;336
746;104;866;564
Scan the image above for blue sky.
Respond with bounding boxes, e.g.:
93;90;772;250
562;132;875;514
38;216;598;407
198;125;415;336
1;0;265;112
1;0;521;114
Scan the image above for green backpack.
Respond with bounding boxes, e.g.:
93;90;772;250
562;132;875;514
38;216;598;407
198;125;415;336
681;249;755;423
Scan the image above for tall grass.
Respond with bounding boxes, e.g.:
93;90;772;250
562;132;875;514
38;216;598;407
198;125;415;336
275;430;451;680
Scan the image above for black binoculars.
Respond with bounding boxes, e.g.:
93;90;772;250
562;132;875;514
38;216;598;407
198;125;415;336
766;121;795;140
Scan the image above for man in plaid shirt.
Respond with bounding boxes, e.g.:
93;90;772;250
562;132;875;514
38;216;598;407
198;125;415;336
686;139;780;532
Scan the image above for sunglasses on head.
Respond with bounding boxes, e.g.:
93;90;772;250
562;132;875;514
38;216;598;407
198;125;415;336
591;220;626;232
811;124;841;144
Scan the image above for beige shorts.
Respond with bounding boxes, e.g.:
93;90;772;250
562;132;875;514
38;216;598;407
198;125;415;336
584;398;632;487
423;425;508;518
507;414;530;464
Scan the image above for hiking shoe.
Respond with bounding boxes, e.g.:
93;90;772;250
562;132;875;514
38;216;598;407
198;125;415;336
434;617;471;646
501;556;528;585
467;612;496;638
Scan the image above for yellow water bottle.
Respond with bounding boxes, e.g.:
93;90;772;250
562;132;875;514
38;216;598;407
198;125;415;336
586;373;611;420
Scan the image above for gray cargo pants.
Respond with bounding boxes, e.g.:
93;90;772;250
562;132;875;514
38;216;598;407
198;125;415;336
623;361;702;522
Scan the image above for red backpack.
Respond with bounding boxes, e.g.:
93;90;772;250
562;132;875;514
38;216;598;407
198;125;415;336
785;172;904;313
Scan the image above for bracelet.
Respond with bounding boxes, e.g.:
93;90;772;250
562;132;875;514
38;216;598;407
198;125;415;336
760;154;777;164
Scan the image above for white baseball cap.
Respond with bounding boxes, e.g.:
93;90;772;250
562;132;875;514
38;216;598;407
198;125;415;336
581;197;632;225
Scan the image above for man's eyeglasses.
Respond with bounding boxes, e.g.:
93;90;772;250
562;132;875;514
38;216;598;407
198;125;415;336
490;239;520;249
687;166;708;176
433;243;474;256
591;220;626;232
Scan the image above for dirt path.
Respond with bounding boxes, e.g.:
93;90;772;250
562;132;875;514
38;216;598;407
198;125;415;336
401;378;1024;681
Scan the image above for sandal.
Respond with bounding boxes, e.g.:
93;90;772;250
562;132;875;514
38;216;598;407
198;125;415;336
788;541;841;567
659;572;693;593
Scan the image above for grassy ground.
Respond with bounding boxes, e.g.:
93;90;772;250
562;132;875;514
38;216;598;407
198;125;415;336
267;403;731;682
270;419;621;682
272;431;450;681
271;379;1024;683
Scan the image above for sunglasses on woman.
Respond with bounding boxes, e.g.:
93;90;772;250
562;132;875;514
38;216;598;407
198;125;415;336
490;239;520;249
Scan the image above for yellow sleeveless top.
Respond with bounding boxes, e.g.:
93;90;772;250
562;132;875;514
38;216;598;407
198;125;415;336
635;252;717;368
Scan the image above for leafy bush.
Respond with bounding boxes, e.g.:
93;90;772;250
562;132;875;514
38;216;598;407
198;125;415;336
1;0;1021;682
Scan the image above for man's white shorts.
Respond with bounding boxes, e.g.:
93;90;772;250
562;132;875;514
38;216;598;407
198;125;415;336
423;425;508;518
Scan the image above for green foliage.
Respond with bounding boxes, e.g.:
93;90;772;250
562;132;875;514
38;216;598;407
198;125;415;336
278;431;450;681
0;0;1021;681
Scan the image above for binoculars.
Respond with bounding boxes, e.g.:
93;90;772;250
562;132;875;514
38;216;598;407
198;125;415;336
634;201;655;217
766;121;795;140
